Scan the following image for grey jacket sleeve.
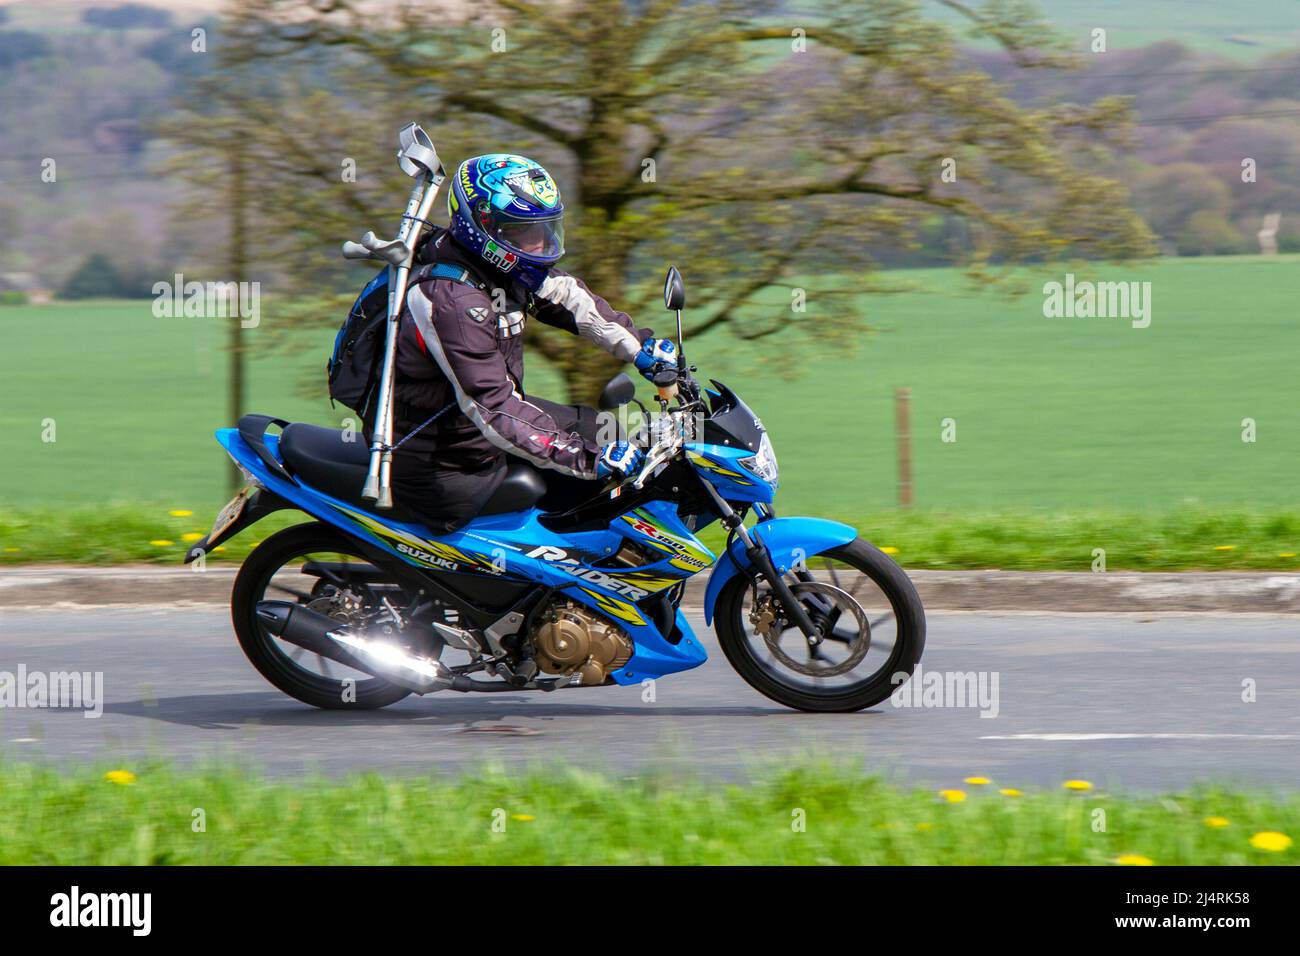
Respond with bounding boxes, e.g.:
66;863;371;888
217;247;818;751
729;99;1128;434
406;280;600;478
530;270;654;363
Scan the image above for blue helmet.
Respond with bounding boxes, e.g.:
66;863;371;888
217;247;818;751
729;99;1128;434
447;153;564;289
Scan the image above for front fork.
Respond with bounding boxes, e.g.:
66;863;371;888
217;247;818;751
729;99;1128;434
699;481;821;643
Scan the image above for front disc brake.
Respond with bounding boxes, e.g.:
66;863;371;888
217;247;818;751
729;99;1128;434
758;581;870;677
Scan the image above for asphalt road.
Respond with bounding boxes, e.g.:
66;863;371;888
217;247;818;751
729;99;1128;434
2;606;1298;791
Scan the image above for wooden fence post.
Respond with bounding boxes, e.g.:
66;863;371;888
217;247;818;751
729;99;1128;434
895;387;913;508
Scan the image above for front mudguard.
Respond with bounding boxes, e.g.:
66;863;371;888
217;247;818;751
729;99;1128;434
702;516;858;625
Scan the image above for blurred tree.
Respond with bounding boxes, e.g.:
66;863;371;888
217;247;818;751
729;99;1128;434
0;30;52;68
1178;210;1246;256
172;0;1155;402
1133;162;1232;246
60;254;124;300
0;201;19;261
83;4;174;30
158;6;276;491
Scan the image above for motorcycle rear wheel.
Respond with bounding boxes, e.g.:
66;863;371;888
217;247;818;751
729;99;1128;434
231;522;414;710
713;537;925;713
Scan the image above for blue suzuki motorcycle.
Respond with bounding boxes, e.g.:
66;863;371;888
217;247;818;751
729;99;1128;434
187;269;924;712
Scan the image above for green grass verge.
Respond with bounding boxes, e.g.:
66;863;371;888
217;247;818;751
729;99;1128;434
6;504;1300;571
0;761;1295;865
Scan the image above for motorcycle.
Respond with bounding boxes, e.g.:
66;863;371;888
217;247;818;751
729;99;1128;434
186;266;925;713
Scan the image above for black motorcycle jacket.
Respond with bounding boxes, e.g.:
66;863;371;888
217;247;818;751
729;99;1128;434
387;230;653;478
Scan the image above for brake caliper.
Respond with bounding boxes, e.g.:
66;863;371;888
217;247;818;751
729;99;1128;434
749;593;782;640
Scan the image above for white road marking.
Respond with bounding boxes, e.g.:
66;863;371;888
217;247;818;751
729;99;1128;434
982;733;1300;741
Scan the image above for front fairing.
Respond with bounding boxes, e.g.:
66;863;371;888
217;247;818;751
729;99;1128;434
685;443;774;504
687;381;776;504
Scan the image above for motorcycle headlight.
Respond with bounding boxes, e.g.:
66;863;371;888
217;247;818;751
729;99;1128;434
739;432;779;486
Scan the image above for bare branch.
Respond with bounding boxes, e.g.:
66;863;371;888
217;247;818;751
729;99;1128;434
444;91;580;148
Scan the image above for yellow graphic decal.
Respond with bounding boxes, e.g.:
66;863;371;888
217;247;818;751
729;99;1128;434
687;451;753;484
578;587;646;626
668;556;708;573
611;571;684;593
334;505;498;573
686;450;754;486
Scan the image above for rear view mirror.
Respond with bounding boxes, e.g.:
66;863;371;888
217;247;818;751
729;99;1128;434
663;266;685;311
598;372;637;410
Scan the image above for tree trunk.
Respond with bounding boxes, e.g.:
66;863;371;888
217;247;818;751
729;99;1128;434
552;120;638;405
226;143;248;494
559;342;625;407
558;225;630;405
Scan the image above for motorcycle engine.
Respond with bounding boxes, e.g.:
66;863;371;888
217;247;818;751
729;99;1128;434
530;600;633;686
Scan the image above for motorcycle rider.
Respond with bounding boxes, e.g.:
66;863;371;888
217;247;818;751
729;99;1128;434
376;153;679;533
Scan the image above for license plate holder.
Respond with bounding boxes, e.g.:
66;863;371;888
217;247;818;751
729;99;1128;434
207;486;253;544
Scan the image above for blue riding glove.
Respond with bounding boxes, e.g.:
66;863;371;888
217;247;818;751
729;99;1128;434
596;441;643;479
633;338;678;382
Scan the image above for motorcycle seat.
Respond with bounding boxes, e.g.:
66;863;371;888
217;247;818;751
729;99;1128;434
275;422;547;521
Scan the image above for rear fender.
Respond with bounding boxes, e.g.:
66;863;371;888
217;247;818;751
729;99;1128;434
183;486;293;563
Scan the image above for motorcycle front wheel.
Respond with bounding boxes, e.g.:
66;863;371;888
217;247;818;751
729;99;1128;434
713;537;925;713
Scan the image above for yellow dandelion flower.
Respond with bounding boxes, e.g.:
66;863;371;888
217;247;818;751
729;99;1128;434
181;532;203;542
1249;831;1292;852
999;788;1022;797
1203;816;1230;828
964;776;991;785
3;547;20;553
1064;779;1093;791
104;770;136;785
1279;553;1296;559
169;510;193;517
915;822;934;831
1116;853;1154;866
880;546;900;555
213;546;227;552
938;789;966;803
149;539;174;547
511;814;535;822
1213;545;1236;552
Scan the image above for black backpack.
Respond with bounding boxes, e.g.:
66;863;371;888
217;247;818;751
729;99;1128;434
327;256;485;423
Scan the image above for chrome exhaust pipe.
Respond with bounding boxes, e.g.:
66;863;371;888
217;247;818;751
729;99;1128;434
255;600;452;694
325;629;453;694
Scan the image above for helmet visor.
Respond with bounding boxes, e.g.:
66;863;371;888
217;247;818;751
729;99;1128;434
484;210;564;261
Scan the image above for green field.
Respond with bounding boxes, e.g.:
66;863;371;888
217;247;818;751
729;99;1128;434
2;255;1298;566
1;255;1295;513
1;760;1295;865
933;0;1300;58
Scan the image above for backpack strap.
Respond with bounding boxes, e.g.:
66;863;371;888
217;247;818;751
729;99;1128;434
413;261;491;292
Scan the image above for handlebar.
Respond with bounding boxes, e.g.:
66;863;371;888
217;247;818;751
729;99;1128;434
631;434;681;490
627;398;698;490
